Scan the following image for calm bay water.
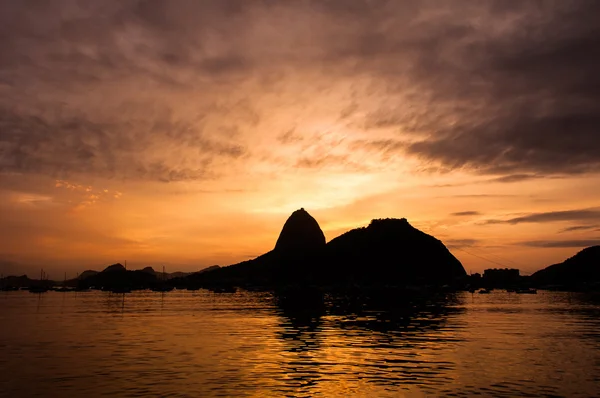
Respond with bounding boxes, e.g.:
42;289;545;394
1;290;599;397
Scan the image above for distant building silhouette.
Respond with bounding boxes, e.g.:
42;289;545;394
483;268;520;286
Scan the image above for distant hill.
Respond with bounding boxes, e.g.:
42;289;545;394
1;275;34;288
2;264;199;290
198;265;220;273
140;267;156;275
78;270;99;280
0;275;55;288
79;263;156;290
133;266;192;280
165;271;192;279
191;209;466;288
65;265;194;286
102;263;126;272
531;246;600;288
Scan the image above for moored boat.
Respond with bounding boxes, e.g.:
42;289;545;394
516;288;537;294
151;266;174;292
29;286;49;293
110;287;132;294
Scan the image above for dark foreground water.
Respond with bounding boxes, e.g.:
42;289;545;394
1;290;599;397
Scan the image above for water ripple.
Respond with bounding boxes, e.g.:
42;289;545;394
1;290;599;396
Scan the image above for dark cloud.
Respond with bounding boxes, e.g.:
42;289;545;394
520;239;600;248
319;1;600;175
451;211;481;217
560;225;597;233
399;1;600;175
485;208;600;225
0;106;245;182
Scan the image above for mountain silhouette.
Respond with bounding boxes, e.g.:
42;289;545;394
191;209;466;288
274;208;326;253
531;246;600;288
78;270;99;280
140;266;156;275
102;263;126;273
0;275;38;288
322;218;466;284
198;265;220;273
80;263;156;290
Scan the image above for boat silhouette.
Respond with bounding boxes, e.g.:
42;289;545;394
55;272;72;292
109;287;131;294
516;288;537;294
29;286;49;293
210;286;237;293
151;266;174;292
29;269;49;293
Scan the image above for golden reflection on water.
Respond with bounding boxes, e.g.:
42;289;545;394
1;290;599;397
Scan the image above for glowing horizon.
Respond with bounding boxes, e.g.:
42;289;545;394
1;1;599;278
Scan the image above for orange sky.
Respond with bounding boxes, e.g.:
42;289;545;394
1;1;599;278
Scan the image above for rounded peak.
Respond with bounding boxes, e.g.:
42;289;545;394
102;263;126;273
275;208;326;252
291;207;307;215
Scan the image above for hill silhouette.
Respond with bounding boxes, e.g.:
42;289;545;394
78;270;99;280
102;263;126;272
274;208;326;252
531;246;600;289
141;266;156;275
190;209;466;288
79;263;156;290
0;275;49;289
323;218;466;284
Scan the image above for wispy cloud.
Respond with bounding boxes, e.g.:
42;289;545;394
485;208;600;225
520;239;600;248
9;193;53;206
445;238;480;249
486;174;547;184
559;225;597;233
55;180;123;211
451;211;481;217
55;180;92;191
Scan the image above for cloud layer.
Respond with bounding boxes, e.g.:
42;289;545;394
1;0;599;182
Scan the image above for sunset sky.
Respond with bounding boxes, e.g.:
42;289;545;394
1;0;599;278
